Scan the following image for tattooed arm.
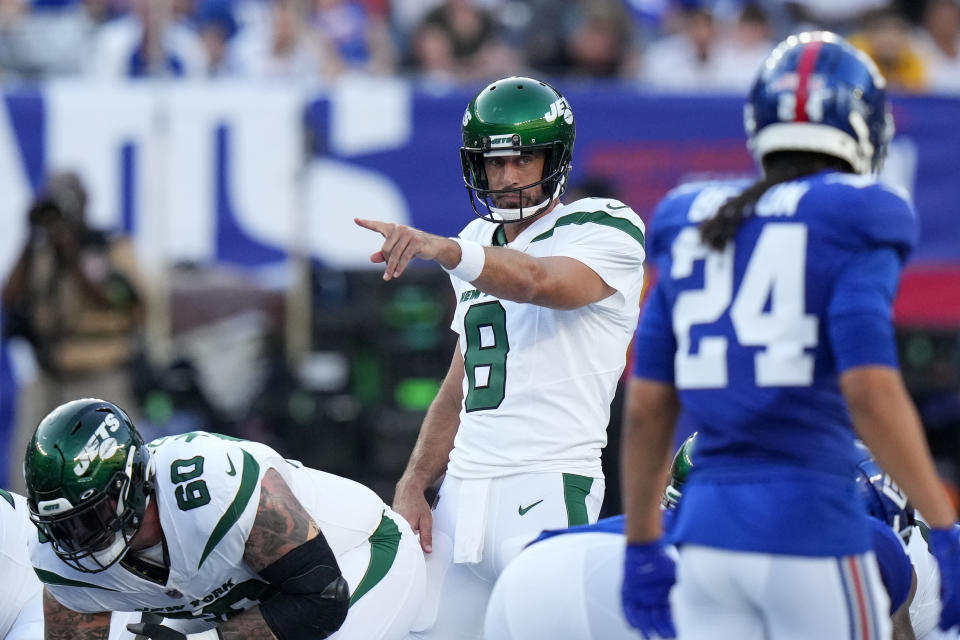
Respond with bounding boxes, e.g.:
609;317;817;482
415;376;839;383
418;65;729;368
43;589;111;640
216;467;322;640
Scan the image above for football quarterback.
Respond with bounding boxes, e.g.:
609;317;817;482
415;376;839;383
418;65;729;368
356;76;646;639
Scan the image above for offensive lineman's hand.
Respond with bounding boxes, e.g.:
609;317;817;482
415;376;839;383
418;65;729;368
355;218;458;281
393;480;434;553
126;623;189;640
930;525;960;630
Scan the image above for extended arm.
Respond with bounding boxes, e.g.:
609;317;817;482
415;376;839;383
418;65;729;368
393;345;464;553
621;378;680;544
620;376;681;639
43;589;111;640
355;219;614;309
842;366;956;529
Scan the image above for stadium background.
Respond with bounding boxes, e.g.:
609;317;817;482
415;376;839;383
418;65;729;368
0;0;958;516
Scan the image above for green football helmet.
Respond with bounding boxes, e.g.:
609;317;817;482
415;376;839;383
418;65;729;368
663;432;698;509
460;76;575;223
24;398;153;573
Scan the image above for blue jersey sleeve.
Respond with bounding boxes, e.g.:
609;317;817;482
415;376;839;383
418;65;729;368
632;282;676;383
849;184;918;260
827;247;902;372
868;517;912;615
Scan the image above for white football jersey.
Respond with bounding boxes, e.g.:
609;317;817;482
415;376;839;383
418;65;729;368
447;198;646;479
0;491;43;639
30;432;388;632
908;522;958;640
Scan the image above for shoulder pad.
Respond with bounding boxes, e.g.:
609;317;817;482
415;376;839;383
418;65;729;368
814;174;917;258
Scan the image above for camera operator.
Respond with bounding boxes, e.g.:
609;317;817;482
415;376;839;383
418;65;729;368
2;172;145;491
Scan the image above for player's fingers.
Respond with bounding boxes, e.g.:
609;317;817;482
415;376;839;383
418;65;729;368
369;251;386;264
385;234;412;281
393;240;420;278
653;608;676;638
354;218;390;236
419;508;433;553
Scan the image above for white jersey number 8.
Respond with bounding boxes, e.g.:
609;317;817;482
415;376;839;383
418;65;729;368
671;224;818;389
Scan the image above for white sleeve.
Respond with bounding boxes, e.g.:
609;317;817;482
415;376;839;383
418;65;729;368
548;210;646;308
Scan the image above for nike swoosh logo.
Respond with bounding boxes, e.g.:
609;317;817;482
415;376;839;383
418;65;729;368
605;203;629;210
518;499;544;516
226;455;237;476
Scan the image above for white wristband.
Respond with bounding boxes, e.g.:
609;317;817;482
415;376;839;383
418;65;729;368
444;238;486;282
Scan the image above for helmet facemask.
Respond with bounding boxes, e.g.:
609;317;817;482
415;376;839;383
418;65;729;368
460;76;575;224
461;141;571;223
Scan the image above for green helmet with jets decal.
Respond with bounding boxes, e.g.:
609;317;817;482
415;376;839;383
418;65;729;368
24;398;153;573
662;432;697;509
460;76;575;223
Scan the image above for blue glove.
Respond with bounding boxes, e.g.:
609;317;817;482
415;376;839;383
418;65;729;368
930;525;960;631
622;540;677;639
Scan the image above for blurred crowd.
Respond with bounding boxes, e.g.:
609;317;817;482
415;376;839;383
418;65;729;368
0;0;956;93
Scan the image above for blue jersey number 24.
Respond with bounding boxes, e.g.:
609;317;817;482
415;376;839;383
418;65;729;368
671;224;818;389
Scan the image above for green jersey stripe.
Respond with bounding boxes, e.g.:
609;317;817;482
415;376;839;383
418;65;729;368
199;449;260;569
0;488;14;508
34;568;119;591
562;473;594;527
348;511;402;607
531;211;645;247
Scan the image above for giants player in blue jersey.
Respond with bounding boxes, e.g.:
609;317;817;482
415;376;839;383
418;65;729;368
621;31;960;640
483;435;921;640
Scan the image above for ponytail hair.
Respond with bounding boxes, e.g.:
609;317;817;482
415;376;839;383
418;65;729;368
699;152;854;251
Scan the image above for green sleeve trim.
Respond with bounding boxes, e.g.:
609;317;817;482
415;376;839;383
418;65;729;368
0;488;14;508
199;449;260;569
34;568;119;591
531;211;645;247
348;512;402;607
562;473;594;527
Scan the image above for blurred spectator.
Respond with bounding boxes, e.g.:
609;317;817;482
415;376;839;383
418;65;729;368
311;0;396;75
564;0;635;78
2;172;145;491
196;0;239;75
915;0;960;93
712;4;774;89
87;0;208;77
638;4;768;92
409;19;455;83
0;0;107;78
781;0;891;32
849;6;927;92
390;0;445;41
229;0;332;80
409;0;518;82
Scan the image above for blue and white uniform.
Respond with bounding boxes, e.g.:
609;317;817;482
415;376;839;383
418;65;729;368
485;512;914;640
633;171;917;639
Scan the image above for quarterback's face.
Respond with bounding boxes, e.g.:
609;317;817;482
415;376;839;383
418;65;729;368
483;151;547;209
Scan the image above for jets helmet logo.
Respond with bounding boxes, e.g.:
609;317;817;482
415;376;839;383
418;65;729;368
74;413;122;476
543;98;573;125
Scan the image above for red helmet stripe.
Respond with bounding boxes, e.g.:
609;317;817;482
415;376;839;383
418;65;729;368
795;41;824;123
